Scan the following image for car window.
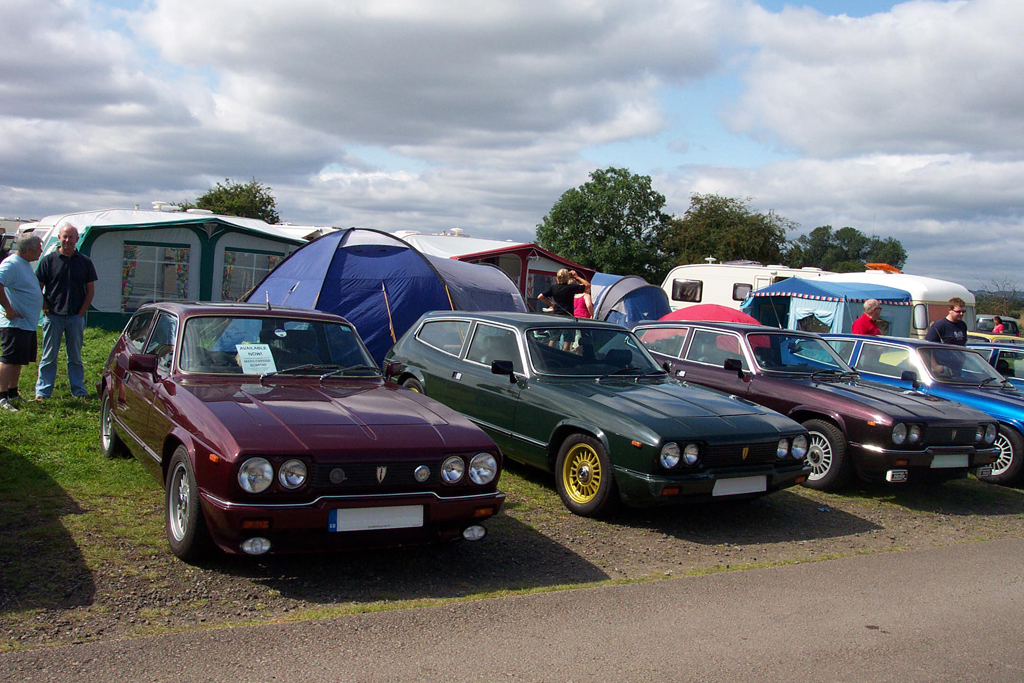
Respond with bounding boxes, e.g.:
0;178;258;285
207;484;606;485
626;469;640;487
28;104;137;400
993;351;1024;378
684;329;748;370
635;326;689;359
918;347;1004;384
124;310;156;353
179;315;375;375
417;320;471;357
465;324;522;373
748;334;849;372
144;313;178;372
526;327;659;376
855;343;913;378
826;340;856;363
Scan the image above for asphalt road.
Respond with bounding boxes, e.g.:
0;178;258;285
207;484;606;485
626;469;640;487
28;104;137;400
4;537;1023;683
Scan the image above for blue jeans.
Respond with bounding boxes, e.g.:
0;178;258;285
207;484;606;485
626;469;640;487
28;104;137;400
36;314;87;398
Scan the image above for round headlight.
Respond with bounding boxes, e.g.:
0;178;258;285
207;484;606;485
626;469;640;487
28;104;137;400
660;442;682;469
975;425;985;442
468;453;498;485
441;456;465;484
892;423;907;446
986;423;998;443
777;438;790;459
792;434;808;459
278;459;307;489
908;424;922;444
683;443;700;466
414;465;431;482
238;457;273;493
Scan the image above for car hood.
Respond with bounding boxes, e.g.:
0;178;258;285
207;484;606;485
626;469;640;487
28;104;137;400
577;378;768;419
181;380;470;453
799;377;976;419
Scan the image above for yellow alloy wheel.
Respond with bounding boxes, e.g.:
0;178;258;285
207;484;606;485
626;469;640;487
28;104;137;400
561;442;603;504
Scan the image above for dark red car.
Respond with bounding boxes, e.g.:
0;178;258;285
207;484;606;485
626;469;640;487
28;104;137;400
98;302;504;561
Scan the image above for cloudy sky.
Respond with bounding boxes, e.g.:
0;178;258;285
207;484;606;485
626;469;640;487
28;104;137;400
2;0;1022;287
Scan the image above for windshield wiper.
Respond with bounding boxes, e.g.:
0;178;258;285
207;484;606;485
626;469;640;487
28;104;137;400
810;368;845;381
980;376;1012;388
319;364;382;381
260;363;340;382
606;365;643;376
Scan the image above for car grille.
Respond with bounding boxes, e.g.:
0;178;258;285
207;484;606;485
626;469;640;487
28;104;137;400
702;441;780;467
311;460;442;492
924;424;977;447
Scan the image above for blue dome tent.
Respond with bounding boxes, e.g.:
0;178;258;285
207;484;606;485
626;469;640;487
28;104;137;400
247;228;526;363
741;278;912;336
590;273;671;326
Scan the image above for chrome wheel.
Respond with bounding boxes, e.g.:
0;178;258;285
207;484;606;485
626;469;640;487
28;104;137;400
100;396;114;452
991;432;1015;477
168;461;190;543
806;430;833;481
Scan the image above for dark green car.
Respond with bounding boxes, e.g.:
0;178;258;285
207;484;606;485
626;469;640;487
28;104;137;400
386;312;810;517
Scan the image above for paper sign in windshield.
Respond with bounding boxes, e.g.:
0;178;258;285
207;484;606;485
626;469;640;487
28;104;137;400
236;343;277;374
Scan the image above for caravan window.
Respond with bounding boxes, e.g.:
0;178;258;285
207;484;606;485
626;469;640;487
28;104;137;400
121;243;191;312
222;249;285;301
732;283;752;301
671;279;702;303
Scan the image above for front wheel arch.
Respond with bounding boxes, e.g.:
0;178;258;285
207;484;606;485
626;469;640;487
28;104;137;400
977;424;1024;486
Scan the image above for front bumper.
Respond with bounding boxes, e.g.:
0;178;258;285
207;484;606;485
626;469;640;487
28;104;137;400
199;489;505;555
848;443;999;480
613;462;811;507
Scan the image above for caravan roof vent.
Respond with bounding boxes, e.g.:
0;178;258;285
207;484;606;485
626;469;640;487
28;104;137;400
185;209;214;215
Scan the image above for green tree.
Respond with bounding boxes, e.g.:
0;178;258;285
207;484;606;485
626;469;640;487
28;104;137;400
180;178;280;224
786;225;907;272
663;194;795;267
535;167;674;283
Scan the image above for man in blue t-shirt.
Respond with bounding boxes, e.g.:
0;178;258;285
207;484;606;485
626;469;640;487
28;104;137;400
0;235;44;411
925;297;969;346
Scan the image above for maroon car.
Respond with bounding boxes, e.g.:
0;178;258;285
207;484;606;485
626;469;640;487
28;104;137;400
633;321;999;490
98;302;504;561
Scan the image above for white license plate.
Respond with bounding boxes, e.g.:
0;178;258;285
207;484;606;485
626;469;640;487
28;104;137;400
975;466;993;477
712;475;767;497
329;505;424;532
930;454;969;469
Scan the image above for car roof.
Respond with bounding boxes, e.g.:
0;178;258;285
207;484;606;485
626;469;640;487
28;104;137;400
632;321;815;336
824;333;978;351
421;310;628;331
137;301;352;324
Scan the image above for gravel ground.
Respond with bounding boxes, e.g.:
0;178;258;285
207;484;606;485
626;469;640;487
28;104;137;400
3;468;1023;651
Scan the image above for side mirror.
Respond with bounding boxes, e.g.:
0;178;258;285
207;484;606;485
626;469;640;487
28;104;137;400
384;361;404;381
491;360;517;382
723;357;747;380
128;353;158;375
900;369;921;390
662;361;672;373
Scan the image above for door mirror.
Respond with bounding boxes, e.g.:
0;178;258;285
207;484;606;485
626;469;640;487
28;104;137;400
491;359;517;382
384;361;404;381
128;353;158;375
723;357;746;379
900;369;921;390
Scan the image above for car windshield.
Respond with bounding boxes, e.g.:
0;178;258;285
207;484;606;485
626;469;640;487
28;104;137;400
526;327;662;376
918;347;1006;385
178;315;377;376
747;333;853;374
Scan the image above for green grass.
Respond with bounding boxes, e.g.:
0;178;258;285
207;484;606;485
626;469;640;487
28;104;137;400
0;328;165;610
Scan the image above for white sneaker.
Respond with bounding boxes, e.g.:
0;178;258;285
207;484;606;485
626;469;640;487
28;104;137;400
0;398;18;412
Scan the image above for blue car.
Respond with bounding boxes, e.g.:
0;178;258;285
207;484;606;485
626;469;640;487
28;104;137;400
824;335;1023;485
966;342;1024;390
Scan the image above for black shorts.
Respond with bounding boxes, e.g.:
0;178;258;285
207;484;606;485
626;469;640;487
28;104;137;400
0;328;37;365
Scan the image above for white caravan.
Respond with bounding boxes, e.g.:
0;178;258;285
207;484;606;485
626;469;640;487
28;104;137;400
815;271;976;339
661;261;829;312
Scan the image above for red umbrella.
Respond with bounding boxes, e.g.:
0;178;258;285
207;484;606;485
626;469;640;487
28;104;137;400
660;304;760;325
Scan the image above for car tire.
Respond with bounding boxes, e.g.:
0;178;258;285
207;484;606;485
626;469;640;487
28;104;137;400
802;419;853;491
977;425;1024;486
555;434;619;517
166;446;213;562
100;392;128;458
401;377;424;393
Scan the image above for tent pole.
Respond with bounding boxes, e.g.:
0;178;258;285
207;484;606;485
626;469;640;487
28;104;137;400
382;282;397;343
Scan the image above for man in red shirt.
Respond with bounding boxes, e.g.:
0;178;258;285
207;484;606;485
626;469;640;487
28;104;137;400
852;299;883;336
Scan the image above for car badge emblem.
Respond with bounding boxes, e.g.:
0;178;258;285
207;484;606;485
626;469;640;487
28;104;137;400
329;468;347;484
376;466;387;483
742;447;749;460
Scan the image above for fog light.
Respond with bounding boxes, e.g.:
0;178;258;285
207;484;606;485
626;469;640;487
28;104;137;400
241;537;271;555
462;525;487;541
414;465;431;482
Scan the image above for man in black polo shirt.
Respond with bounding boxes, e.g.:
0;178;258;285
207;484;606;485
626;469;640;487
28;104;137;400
35;224;98;399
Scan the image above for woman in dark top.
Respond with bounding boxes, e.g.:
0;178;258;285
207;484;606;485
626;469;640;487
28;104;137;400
539;269;591;317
